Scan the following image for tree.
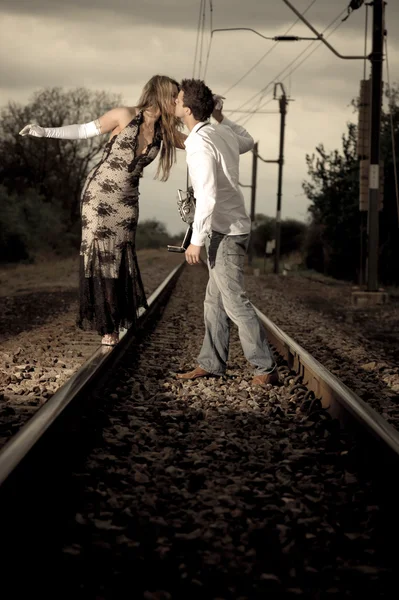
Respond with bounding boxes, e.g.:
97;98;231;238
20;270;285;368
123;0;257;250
280;218;307;256
251;213;306;258
302;123;360;279
302;84;399;283
0;87;121;232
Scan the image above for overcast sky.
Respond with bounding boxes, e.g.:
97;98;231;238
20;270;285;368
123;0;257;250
1;0;398;235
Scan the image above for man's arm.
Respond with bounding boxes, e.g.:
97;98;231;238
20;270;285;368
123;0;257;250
212;96;255;154
219;117;254;154
185;149;217;264
212;102;254;154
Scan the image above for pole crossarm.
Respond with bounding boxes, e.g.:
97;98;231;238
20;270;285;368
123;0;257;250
255;154;279;163
281;0;369;60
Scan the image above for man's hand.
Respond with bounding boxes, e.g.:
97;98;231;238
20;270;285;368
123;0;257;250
185;244;202;265
212;94;225;123
212;94;226;123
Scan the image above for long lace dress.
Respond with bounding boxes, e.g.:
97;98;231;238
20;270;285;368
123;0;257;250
78;109;162;335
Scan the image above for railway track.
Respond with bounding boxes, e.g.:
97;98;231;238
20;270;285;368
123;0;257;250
0;252;184;447
1;261;398;598
245;274;399;430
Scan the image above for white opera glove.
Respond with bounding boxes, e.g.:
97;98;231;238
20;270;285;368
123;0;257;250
19;120;102;139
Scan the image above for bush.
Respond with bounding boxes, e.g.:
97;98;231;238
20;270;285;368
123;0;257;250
136;219;176;250
0;185;70;262
251;214;307;258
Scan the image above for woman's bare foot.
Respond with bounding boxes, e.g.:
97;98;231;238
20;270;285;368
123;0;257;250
101;332;119;346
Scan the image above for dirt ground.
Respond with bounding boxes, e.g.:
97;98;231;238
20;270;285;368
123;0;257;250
0;250;184;419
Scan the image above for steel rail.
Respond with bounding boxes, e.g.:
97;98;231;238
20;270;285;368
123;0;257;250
2;256;399;488
1;259;398;595
0;260;185;487
254;306;399;464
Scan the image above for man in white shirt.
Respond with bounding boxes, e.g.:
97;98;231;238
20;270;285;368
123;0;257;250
175;79;278;386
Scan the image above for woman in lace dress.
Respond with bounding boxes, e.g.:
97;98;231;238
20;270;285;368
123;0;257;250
19;75;184;345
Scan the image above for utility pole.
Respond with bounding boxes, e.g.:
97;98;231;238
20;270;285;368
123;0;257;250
274;84;288;275
240;102;288;271
248;142;258;266
282;0;388;305
367;0;384;291
239;141;279;268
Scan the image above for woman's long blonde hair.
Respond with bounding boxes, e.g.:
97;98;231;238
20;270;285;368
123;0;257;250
136;75;183;182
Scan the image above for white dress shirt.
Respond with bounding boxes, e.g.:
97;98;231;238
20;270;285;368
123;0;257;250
184;117;254;246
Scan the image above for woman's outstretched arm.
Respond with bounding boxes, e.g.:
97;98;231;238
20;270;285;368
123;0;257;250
19;107;134;140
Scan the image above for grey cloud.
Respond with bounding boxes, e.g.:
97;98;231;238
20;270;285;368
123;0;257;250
0;0;391;33
0;0;397;235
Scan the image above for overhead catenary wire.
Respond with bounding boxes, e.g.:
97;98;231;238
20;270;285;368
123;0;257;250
237;97;275;126
221;0;318;97
223;109;280;114
236;7;348;127
189;0;207;189
211;27;319;42
192;0;204;78
198;1;207;79
203;0;214;80
232;6;347;123
282;0;366;59
229;8;346;124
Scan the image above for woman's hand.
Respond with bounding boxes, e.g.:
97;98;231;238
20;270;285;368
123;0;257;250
19;124;46;137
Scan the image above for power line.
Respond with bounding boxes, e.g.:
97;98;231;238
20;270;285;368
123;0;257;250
222;0;318;97
236;7;348;127
282;0;365;59
285;11;347;77
190;0;206;190
280;15;346;87
203;0;214;80
223;109;279;114
228;9;346;120
232;7;347;122
212;27;319;42
192;0;204;78
198;0;207;78
237;97;275;126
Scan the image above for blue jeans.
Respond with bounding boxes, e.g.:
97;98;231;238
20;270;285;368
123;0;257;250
197;231;276;376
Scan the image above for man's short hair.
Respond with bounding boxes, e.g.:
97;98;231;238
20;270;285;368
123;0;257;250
180;78;215;122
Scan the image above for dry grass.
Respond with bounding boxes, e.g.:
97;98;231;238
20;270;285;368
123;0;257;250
0;249;178;298
0;256;79;297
